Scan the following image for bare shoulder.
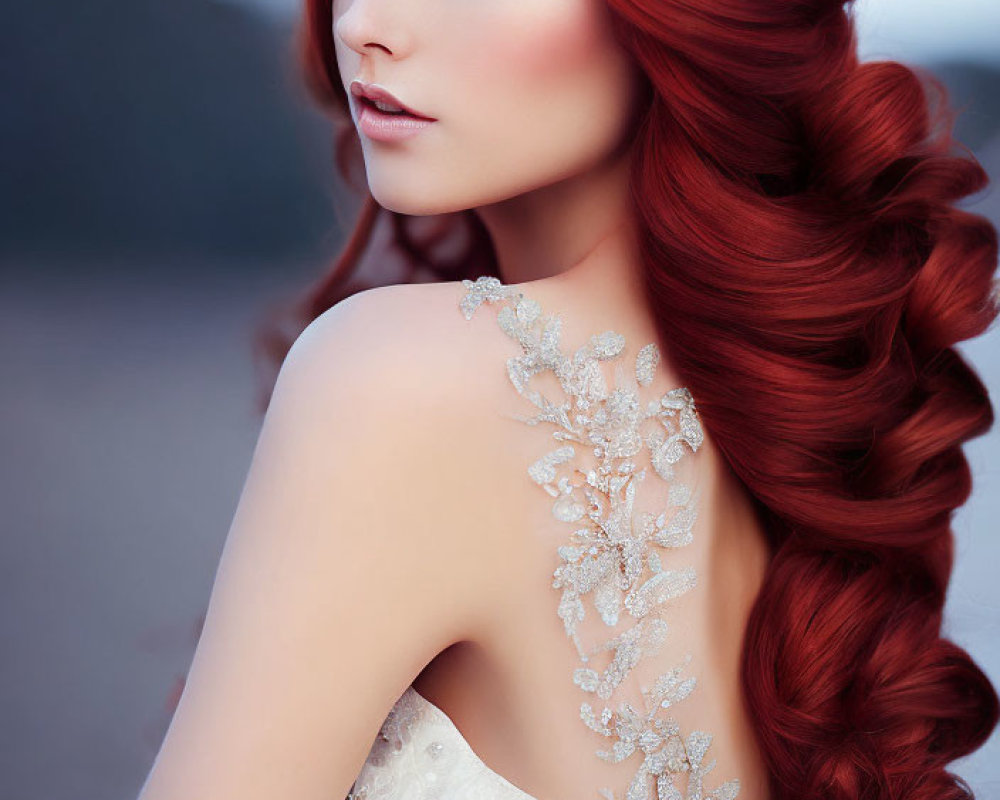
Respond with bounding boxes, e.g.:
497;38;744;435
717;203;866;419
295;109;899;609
289;279;513;414
136;281;518;800
276;279;513;623
294;280;486;373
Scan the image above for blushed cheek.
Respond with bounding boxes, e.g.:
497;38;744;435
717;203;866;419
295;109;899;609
460;0;610;92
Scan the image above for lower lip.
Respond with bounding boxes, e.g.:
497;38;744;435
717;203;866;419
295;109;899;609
357;102;435;142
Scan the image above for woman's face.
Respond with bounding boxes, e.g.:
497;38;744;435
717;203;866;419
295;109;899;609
332;0;646;216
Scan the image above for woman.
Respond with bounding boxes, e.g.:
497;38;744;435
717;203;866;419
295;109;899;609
137;0;999;799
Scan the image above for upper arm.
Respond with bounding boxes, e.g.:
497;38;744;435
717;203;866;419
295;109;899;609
139;288;475;800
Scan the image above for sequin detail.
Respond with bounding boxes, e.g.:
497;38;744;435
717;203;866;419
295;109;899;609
460;275;740;800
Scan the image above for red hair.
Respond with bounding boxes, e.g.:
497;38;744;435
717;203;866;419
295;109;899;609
256;1;1000;797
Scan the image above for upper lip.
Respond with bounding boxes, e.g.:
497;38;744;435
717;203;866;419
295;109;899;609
349;80;435;121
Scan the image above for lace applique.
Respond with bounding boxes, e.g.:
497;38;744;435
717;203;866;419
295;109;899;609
350;687;537;800
459;276;740;800
366;692;424;768
350;689;455;800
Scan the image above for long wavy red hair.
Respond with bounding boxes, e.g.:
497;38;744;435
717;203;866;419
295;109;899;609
254;1;1000;797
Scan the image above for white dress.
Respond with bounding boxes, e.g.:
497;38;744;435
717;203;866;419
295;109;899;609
347;276;741;800
348;685;538;800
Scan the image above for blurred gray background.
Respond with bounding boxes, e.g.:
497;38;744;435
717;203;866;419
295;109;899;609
1;1;998;798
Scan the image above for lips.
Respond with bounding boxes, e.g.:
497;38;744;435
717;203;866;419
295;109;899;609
349;80;436;121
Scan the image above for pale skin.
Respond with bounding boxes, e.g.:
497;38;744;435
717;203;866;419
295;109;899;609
137;1;774;799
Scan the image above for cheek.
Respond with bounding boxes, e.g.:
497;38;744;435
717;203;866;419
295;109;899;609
512;1;605;69
469;0;610;86
453;0;633;132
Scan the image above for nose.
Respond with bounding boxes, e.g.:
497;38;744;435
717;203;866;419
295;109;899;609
333;0;413;60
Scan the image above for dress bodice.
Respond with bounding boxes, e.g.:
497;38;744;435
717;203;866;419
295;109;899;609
348;686;536;800
348;276;741;800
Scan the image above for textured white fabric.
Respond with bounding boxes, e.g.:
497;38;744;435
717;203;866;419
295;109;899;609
348;686;536;800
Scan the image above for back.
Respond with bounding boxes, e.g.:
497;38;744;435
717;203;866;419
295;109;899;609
351;275;773;800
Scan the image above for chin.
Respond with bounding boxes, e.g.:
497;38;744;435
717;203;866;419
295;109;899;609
366;162;539;217
371;192;446;217
367;180;468;217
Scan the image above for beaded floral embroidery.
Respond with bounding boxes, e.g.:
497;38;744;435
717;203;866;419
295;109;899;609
459;276;740;800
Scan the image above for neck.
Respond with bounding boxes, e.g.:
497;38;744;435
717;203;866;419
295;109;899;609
471;140;645;316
